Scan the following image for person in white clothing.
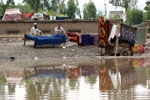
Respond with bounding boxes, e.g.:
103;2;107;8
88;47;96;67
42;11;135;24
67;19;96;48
55;24;65;34
30;23;42;35
55;24;68;48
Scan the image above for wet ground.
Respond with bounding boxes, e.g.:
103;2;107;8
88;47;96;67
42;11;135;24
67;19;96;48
1;40;150;100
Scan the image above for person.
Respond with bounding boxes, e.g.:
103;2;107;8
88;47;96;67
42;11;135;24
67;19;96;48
55;24;67;48
55;24;65;34
30;23;42;35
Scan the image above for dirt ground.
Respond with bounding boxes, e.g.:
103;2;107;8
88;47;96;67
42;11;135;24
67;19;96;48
0;38;150;62
0;39;101;61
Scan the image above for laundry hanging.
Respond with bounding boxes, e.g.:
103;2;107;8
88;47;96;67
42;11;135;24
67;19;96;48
99;16;112;47
120;24;137;47
108;24;117;42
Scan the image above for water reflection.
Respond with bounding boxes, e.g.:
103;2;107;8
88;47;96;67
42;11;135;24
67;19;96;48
0;58;150;100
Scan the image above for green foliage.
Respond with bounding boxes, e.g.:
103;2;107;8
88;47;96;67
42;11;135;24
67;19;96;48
23;0;41;12
126;8;144;25
46;10;56;16
58;0;67;15
144;1;150;21
23;0;67;16
109;0;137;22
109;15;120;20
50;0;60;12
144;12;150;21
67;0;79;19
83;0;97;19
0;5;4;16
16;4;33;13
109;0;137;11
6;0;15;6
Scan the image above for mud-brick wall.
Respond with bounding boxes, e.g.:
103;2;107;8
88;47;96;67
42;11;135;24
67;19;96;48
0;20;98;36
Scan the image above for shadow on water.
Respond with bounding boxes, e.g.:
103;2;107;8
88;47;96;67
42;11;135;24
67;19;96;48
0;58;150;100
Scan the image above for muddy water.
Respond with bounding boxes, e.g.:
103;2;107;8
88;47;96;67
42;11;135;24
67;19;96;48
0;58;150;100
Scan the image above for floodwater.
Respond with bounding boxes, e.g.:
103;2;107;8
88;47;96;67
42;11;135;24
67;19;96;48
0;58;150;100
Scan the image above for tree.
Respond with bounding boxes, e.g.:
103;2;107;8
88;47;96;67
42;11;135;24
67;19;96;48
109;0;137;12
23;0;41;12
83;0;97;19
67;0;79;19
50;0;60;13
0;1;4;16
16;3;33;13
109;0;137;23
126;8;143;25
58;0;67;15
6;0;15;6
144;1;150;21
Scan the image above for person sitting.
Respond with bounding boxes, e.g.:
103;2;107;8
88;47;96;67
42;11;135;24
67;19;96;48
55;24;66;34
55;24;68;48
30;23;42;36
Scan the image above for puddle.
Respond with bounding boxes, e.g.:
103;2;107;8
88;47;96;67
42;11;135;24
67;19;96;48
0;58;150;100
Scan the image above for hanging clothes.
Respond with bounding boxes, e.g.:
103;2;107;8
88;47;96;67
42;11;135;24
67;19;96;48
99;16;112;47
120;24;137;47
108;24;117;42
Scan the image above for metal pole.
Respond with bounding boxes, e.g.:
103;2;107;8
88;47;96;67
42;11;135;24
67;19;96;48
104;0;107;18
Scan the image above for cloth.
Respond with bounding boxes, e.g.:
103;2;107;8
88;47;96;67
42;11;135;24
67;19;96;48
24;33;66;46
99;17;112;47
55;27;64;33
108;24;117;42
67;33;78;37
56;17;70;20
80;34;94;45
133;22;147;44
30;26;42;35
90;33;99;45
49;16;56;20
24;14;31;19
120;24;137;47
70;37;77;42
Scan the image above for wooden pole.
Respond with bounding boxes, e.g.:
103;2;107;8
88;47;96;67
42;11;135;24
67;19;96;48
115;22;120;56
24;36;26;46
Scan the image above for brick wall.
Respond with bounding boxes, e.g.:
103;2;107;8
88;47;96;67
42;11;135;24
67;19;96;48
0;20;98;37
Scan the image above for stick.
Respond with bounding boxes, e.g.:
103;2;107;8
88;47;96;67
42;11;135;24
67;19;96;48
115;23;120;56
24;36;26;46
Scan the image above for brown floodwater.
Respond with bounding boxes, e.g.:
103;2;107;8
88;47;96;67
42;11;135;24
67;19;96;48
0;58;150;100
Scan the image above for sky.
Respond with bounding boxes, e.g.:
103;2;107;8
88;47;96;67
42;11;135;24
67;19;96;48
3;0;147;17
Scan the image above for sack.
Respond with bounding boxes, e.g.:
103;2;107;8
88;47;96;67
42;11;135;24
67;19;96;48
132;44;145;53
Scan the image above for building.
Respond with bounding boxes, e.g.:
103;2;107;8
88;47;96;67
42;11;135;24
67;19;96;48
109;11;124;20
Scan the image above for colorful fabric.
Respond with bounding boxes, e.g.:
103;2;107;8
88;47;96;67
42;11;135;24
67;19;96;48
120;24;137;46
3;14;22;21
99;17;112;47
24;14;31;19
2;8;23;21
70;37;77;42
49;16;56;20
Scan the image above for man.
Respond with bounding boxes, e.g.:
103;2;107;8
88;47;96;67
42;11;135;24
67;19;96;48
55;24;65;34
30;23;42;35
55;24;67;48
